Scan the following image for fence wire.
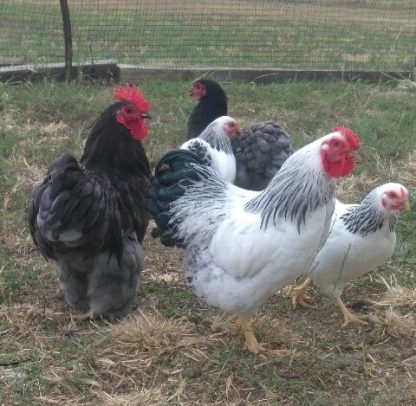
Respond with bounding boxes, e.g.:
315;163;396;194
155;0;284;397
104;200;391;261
1;0;415;72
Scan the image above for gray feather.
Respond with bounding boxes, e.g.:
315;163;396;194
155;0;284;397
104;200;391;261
341;191;399;237
232;121;293;190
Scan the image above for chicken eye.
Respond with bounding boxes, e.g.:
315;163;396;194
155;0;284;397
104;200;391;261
124;106;134;114
388;191;397;198
332;139;340;147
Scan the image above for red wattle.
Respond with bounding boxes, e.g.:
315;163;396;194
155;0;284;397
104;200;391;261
116;115;148;140
321;151;355;178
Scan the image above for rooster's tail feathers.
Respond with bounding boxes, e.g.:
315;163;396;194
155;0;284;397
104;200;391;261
147;149;211;246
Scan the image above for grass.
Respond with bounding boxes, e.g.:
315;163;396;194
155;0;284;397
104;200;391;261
0;77;416;404
1;0;415;70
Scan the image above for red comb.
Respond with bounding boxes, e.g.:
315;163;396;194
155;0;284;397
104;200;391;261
114;84;149;112
333;127;360;150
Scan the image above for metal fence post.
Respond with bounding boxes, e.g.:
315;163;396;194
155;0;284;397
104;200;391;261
60;0;72;81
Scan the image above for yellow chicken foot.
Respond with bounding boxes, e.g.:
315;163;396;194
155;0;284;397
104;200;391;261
70;310;96;322
234;315;289;356
235;315;266;354
291;278;314;308
335;297;368;327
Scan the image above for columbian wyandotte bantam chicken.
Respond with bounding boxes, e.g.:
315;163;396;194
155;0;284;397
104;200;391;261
28;85;152;321
147;127;361;354
290;182;410;327
181;115;240;183
186;79;294;191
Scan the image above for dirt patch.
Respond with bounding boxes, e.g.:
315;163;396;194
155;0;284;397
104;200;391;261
1;80;416;404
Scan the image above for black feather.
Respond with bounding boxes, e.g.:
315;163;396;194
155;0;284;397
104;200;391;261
186;79;228;140
147;149;207;247
28;100;151;320
186;79;294;190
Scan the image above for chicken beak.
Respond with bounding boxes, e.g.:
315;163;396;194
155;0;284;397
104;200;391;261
401;200;411;212
349;151;365;163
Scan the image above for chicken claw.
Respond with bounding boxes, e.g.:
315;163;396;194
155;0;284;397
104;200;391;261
291;278;315;308
335;298;369;327
234;315;289;356
70;310;96;322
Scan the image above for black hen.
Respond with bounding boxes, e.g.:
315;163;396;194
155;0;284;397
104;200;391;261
28;85;151;321
186;79;228;140
186;79;294;191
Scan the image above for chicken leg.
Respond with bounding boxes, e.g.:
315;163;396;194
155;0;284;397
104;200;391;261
235;315;266;354
291;277;314;308
70;310;96;322
335;297;368;327
233;315;290;356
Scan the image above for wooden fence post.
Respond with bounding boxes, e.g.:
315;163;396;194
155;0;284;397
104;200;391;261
60;0;72;81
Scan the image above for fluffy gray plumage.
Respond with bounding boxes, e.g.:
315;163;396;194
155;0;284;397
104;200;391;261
28;100;151;321
231;121;293;190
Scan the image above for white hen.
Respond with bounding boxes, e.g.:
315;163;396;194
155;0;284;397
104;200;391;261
291;182;410;327
150;127;360;354
181;116;239;183
149;116;239;243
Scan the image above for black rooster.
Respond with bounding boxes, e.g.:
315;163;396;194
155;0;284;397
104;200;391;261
186;79;294;191
28;85;151;321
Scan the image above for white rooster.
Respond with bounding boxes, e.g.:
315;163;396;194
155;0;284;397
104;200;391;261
291;182;410;327
147;127;360;354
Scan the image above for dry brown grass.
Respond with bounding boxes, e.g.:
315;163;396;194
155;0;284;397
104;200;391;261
1;80;416;405
381;308;415;337
374;276;416;309
112;309;213;363
96;387;166;406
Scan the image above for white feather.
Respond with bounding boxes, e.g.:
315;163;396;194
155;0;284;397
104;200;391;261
180;138;236;183
180;115;237;183
307;183;407;299
170;131;350;318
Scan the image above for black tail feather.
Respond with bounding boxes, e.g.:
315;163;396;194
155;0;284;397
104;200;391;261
147;149;207;247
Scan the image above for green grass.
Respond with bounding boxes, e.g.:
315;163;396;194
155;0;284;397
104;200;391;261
0;78;416;405
1;1;415;70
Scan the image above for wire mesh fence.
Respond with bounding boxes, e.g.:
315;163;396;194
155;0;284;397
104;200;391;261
1;0;415;72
